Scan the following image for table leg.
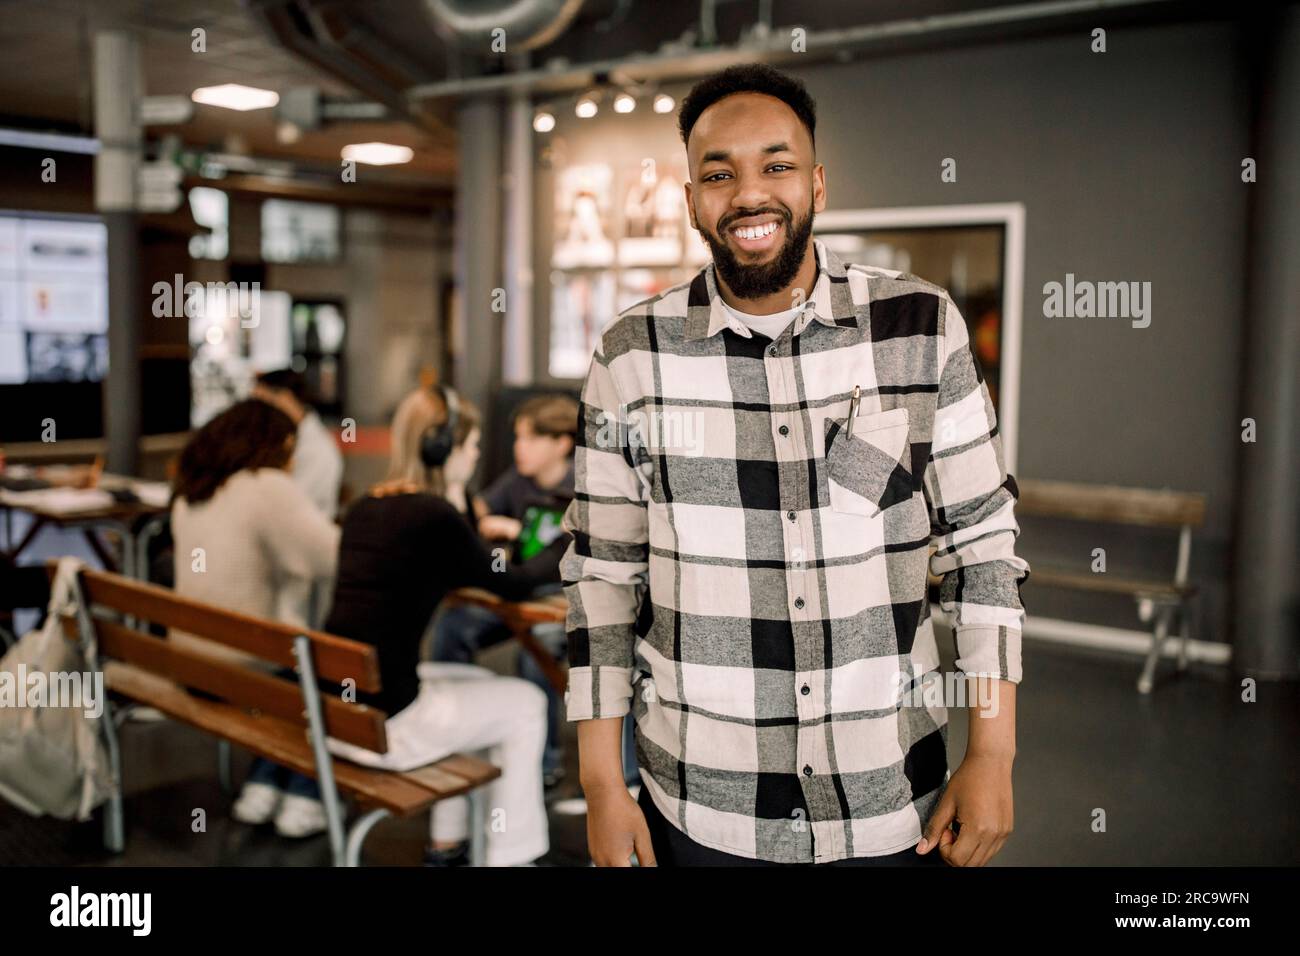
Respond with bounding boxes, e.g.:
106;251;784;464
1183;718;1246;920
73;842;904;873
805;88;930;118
82;527;120;572
7;515;49;562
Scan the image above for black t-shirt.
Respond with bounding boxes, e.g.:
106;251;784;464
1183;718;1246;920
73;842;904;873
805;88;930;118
478;462;574;580
480;462;575;521
322;492;565;716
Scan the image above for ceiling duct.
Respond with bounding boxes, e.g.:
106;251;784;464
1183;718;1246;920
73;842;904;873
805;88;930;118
246;0;452;137
422;0;587;51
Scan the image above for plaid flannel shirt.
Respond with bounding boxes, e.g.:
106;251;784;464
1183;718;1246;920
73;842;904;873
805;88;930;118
561;236;1030;863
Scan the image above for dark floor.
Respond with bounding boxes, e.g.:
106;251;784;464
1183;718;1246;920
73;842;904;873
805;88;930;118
4;519;1298;866
2;635;1297;867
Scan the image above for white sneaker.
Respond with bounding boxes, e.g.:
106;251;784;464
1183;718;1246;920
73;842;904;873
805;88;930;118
231;781;283;825
273;793;328;838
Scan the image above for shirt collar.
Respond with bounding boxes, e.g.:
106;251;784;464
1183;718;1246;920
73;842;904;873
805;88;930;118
685;236;859;341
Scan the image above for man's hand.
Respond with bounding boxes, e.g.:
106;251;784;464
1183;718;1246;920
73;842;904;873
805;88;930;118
479;515;523;541
585;783;656;867
917;751;1014;866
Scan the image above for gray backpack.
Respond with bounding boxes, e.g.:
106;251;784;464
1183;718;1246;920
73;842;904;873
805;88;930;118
0;558;115;821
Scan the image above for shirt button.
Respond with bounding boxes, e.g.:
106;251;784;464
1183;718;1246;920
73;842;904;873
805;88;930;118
778;424;789;436
794;596;805;610
803;765;813;777
786;509;796;522
767;344;778;357
801;684;810;696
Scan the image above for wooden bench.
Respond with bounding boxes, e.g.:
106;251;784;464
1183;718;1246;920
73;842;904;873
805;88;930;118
1014;478;1207;694
56;563;502;866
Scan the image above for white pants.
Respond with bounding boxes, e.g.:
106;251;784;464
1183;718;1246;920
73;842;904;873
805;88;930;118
328;662;550;867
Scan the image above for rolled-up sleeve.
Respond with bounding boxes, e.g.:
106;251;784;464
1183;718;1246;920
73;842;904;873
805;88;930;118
923;294;1031;684
561;332;651;721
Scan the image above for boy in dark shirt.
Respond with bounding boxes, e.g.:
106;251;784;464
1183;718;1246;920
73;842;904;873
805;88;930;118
431;394;637;788
473;394;578;563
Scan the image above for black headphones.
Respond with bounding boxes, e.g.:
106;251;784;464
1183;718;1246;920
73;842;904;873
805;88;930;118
419;383;461;468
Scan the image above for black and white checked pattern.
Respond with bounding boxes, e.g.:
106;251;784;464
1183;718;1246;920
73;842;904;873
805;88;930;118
561;237;1030;863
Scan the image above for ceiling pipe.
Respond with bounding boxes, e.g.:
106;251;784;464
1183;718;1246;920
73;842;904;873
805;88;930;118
243;0;450;137
302;0;440;93
422;0;588;51
407;0;1181;101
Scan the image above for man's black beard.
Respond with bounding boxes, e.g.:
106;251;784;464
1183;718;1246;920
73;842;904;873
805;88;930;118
699;202;815;301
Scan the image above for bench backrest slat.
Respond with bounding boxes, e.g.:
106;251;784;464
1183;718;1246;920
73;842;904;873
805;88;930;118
76;568;380;692
1016;478;1206;529
72;615;388;753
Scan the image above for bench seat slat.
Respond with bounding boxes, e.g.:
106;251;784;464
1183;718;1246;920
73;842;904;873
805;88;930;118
1016;478;1206;528
1026;568;1197;597
105;662;498;816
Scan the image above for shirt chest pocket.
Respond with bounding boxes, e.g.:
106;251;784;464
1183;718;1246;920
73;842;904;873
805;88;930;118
822;406;914;517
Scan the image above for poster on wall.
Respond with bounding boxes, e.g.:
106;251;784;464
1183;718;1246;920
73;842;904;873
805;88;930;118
551;164;615;269
618;157;685;266
546;155;715;380
549;270;615;379
618;268;679;313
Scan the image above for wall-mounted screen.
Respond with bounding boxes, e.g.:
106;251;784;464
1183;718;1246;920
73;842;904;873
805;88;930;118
0;212;108;385
261;199;340;264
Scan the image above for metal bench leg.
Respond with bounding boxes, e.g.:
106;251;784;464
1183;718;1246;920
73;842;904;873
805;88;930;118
68;572;125;853
345;808;390;867
100;694;126;853
216;739;233;796
1176;596;1195;673
293;635;347;866
469;789;487;867
1137;605;1172;694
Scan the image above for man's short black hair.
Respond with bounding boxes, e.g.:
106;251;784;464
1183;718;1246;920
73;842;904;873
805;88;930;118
677;63;817;153
256;367;307;402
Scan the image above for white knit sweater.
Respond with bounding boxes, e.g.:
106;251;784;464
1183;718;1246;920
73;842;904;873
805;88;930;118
170;468;341;666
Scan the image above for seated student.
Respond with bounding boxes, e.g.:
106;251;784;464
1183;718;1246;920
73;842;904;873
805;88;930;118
252;368;344;629
431;395;577;784
321;385;563;867
473;394;579;543
170;399;341;838
432;394;640;790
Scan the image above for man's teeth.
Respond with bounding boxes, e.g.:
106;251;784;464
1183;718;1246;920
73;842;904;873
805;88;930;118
732;221;779;240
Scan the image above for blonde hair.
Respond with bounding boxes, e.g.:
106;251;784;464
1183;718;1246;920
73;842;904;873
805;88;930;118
386;387;480;496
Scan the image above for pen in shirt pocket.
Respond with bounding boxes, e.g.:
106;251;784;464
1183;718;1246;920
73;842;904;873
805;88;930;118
847;384;861;436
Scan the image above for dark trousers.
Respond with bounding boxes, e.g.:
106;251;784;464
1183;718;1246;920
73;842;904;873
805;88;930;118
636;784;946;867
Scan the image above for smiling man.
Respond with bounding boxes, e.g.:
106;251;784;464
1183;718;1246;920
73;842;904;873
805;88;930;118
561;64;1031;867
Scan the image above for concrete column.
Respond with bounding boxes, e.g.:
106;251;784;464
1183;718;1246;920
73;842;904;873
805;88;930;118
1233;5;1300;678
502;76;534;387
93;31;143;475
452;95;503;415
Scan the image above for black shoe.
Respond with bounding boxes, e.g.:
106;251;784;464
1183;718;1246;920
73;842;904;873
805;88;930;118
422;840;470;867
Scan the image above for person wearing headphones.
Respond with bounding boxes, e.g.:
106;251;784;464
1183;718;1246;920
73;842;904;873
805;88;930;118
320;384;563;866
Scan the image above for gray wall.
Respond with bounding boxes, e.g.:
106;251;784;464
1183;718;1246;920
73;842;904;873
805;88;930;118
535;19;1254;642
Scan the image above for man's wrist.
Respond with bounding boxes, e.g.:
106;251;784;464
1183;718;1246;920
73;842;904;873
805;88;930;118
581;774;631;795
964;746;1016;763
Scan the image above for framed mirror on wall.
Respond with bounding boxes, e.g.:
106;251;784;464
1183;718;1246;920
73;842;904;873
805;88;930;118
814;203;1025;475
